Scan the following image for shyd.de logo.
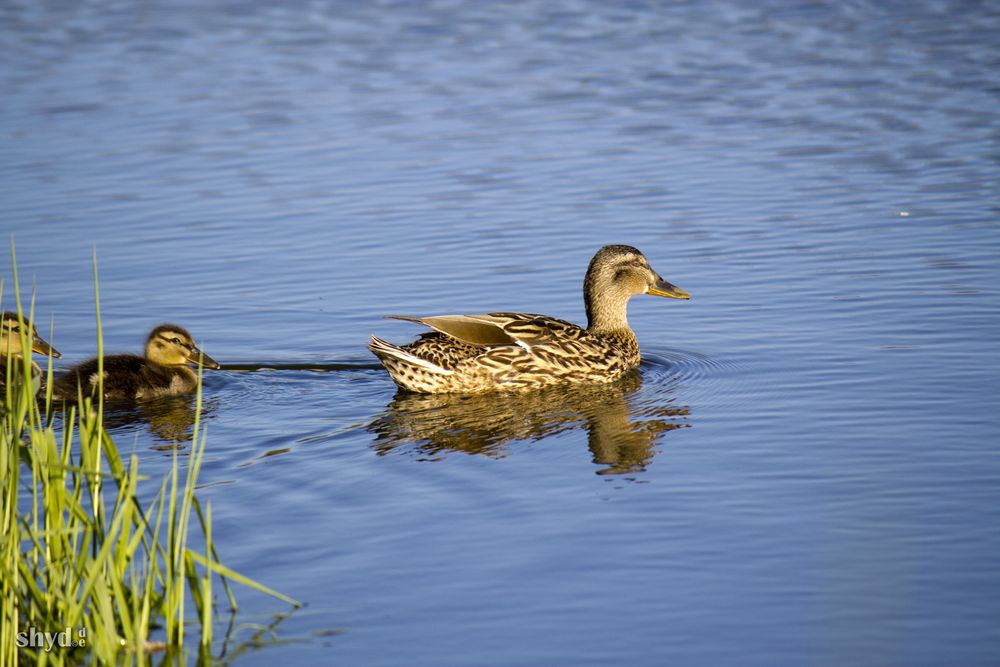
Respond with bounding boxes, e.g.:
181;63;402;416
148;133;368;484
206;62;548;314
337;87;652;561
15;627;87;651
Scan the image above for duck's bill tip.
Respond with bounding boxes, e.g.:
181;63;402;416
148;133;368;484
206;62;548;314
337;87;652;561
32;339;62;358
649;279;691;300
188;350;221;370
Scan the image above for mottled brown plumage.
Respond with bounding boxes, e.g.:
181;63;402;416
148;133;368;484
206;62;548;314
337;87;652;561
52;324;220;401
369;245;690;393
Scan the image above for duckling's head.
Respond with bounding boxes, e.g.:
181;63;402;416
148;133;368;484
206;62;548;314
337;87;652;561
583;245;689;331
145;324;221;370
1;311;61;359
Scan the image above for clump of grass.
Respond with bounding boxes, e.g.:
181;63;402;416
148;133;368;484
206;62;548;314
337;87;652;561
1;250;298;665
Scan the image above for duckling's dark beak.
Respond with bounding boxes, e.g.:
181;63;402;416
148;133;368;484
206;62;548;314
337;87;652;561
32;335;61;358
187;347;221;370
648;277;691;300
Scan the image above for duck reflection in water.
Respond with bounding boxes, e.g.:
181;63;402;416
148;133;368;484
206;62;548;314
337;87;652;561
368;371;688;475
94;394;218;446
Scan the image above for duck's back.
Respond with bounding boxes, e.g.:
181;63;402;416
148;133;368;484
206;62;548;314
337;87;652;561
399;312;585;367
383;311;640;392
469;316;640;390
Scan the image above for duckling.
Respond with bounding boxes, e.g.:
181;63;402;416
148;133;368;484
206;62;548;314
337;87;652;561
0;311;61;396
368;244;690;393
52;324;220;401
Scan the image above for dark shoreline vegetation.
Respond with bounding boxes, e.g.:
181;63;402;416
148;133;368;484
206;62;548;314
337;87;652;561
2;254;298;666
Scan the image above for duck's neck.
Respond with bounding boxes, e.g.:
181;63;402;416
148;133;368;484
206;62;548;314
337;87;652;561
584;282;633;335
0;355;41;378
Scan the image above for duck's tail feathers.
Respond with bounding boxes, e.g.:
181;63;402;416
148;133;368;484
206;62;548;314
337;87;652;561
368;336;455;376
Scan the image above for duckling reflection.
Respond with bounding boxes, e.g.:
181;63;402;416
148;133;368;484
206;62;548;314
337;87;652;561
95;394;218;444
368;371;689;475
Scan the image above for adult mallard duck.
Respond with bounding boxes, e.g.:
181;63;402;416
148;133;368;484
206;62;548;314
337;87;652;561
368;244;690;393
52;323;220;401
0;311;61;396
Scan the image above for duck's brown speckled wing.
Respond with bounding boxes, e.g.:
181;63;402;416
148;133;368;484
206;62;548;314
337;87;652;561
391;312;585;349
393;312;587;371
387;312;637;391
469;315;637;389
388;315;521;347
482;312;589;345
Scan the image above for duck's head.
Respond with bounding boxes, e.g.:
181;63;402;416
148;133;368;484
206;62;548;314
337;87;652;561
583;245;689;331
145;324;221;370
1;311;61;359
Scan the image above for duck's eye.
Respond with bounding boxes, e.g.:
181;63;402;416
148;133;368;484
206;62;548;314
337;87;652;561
172;337;182;345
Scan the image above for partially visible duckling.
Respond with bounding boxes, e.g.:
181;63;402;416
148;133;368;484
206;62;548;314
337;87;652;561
53;324;220;401
0;311;61;396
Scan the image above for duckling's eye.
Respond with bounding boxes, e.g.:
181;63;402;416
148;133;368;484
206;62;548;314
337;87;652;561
172;337;182;345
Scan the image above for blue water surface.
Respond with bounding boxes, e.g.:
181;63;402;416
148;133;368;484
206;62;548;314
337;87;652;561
2;1;999;665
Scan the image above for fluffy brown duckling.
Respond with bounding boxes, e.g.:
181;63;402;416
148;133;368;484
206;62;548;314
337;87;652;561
53;323;220;401
0;311;61;396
